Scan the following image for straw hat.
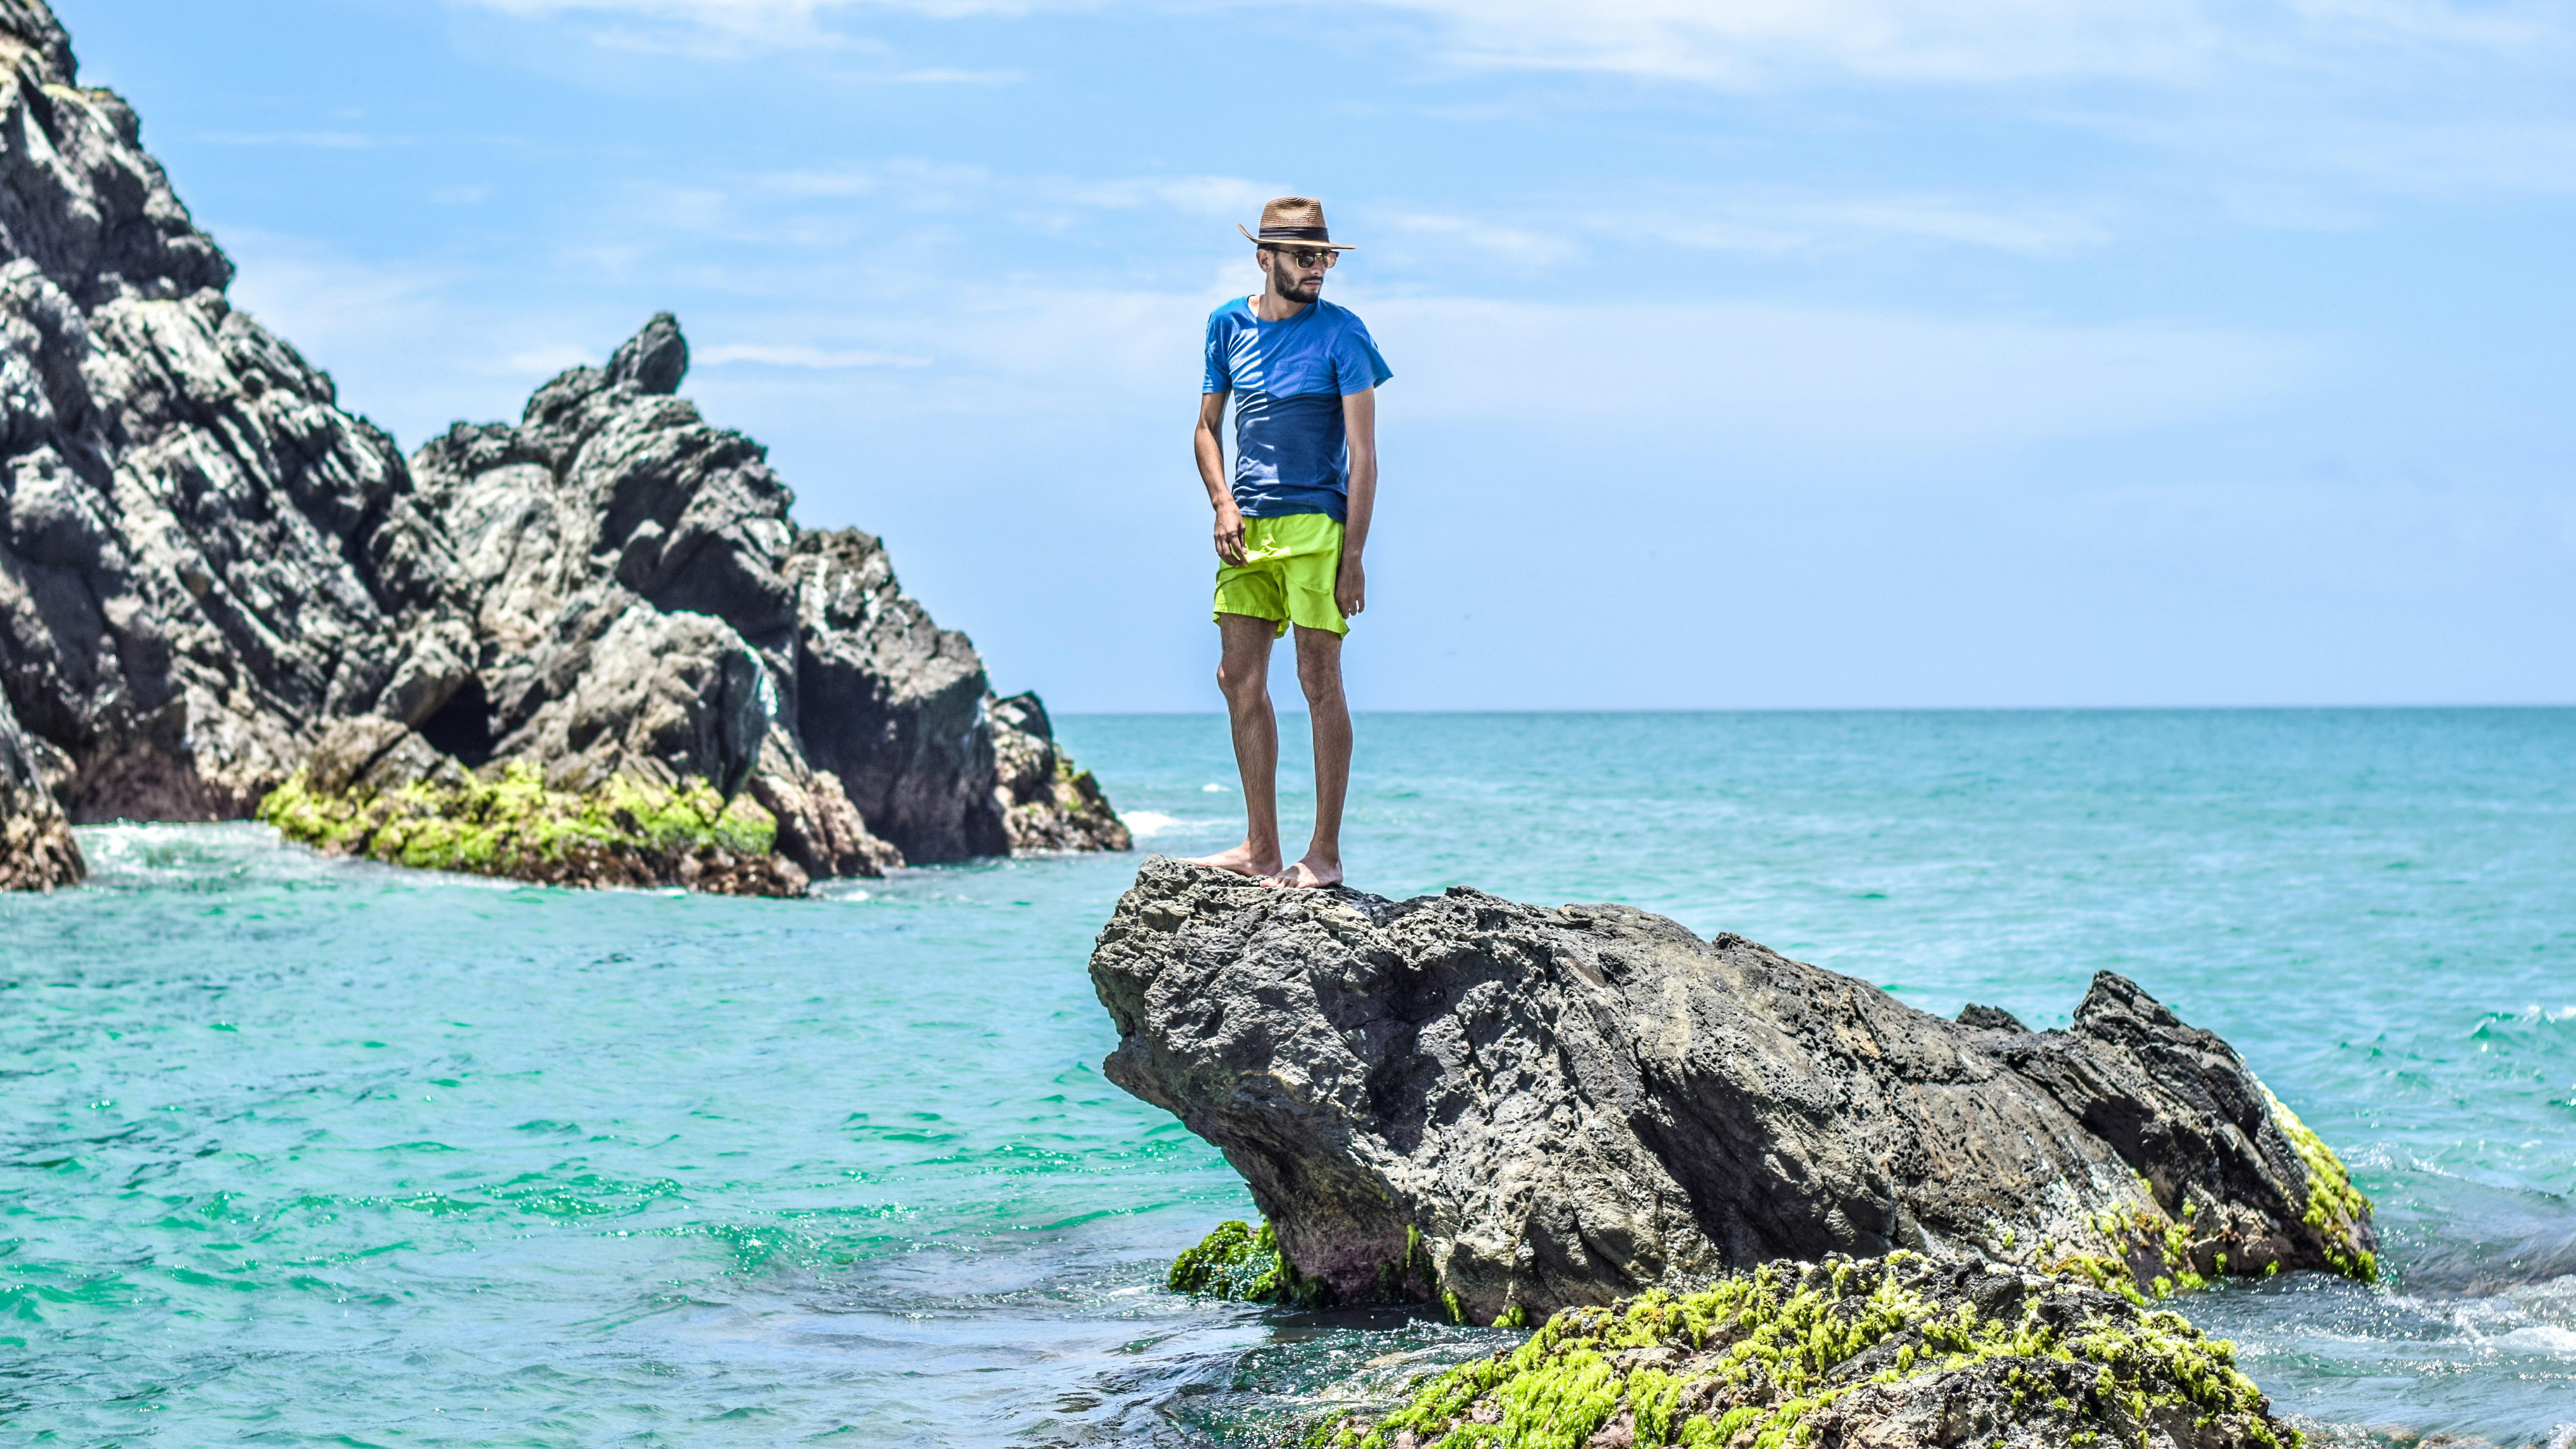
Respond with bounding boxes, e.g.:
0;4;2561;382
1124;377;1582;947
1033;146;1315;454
1237;196;1356;252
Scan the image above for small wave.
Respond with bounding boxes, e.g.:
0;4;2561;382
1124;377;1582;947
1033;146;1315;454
1123;811;1181;839
74;820;341;887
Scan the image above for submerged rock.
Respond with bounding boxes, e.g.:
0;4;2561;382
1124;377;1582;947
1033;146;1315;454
1318;1252;2300;1449
1090;859;2376;1324
0;0;1128;889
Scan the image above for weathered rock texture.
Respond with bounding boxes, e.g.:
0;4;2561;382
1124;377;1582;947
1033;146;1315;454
1091;859;2376;1324
0;0;1125;890
1321;1252;2300;1449
0;686;77;887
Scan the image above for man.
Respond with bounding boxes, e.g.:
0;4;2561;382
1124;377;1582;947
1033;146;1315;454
1188;197;1390;889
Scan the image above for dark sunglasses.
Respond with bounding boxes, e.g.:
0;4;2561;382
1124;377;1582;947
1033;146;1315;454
1266;247;1338;269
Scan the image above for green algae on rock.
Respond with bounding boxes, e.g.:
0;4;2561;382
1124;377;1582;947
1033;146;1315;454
258;719;805;897
2259;1085;2378;1283
1168;1219;1327;1306
1314;1252;2300;1449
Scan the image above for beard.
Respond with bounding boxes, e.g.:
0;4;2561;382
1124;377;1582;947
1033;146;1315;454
1267;261;1324;304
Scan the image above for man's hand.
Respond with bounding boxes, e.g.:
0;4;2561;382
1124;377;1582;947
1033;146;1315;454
1335;550;1365;618
1214;502;1248;565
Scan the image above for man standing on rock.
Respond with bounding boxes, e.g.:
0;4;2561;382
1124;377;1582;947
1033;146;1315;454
1188;197;1390;890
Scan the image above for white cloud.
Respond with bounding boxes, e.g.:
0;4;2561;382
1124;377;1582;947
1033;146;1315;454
447;0;1049;56
1391;192;2114;261
197;131;380;149
697;343;931;367
1371;0;2572;87
1361;297;2319;454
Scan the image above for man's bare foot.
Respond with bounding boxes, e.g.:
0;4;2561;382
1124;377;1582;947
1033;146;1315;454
1268;855;1343;889
1188;842;1282;878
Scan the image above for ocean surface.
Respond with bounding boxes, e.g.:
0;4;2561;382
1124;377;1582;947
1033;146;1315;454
4;708;2572;1447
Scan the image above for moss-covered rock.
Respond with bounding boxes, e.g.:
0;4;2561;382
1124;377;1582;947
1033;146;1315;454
2260;1085;2377;1283
1314;1252;2299;1449
258;756;805;897
1169;1219;1329;1306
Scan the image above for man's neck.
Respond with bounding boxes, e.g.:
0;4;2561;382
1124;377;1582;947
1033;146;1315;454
1251;287;1314;322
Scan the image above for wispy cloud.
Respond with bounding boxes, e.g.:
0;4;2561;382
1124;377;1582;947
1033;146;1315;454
447;0;1049;57
1367;297;2320;453
1367;0;2572;87
697;342;931;367
1388;192;2114;262
198;130;381;148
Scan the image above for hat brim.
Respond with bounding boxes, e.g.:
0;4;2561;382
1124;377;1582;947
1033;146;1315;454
1239;224;1355;250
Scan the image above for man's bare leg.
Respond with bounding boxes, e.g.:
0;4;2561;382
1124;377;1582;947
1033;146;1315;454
1188;613;1284;877
1273;624;1349;888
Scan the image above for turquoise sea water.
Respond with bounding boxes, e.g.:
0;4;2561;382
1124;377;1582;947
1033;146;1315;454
4;709;2573;1446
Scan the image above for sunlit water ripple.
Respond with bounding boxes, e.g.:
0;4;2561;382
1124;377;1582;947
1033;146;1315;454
3;709;2570;1446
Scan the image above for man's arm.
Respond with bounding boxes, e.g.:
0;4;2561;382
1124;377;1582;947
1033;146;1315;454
1337;387;1375;617
1197;391;1245;565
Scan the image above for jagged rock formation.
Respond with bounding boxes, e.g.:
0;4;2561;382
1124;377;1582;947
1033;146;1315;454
1091;859;2376;1324
1318;1252;2300;1449
0;0;1126;890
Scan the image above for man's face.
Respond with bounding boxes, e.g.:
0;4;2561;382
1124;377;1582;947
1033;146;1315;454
1259;245;1333;303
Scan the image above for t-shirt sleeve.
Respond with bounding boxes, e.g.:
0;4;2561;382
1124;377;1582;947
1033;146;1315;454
1332;317;1394;396
1203;311;1233;395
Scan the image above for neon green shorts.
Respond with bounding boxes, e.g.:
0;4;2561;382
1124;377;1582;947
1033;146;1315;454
1213;513;1348;638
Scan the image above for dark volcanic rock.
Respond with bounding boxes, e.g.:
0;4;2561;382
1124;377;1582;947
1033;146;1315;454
0;0;1129;889
784;526;1002;863
1090;858;2376;1322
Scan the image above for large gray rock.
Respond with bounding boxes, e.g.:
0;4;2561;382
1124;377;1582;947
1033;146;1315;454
1090;858;2378;1323
0;0;1127;885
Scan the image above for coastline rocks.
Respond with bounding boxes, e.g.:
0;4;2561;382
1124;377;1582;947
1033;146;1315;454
1;692;78;887
1090;859;2376;1324
991;691;1131;853
0;0;1127;889
258;716;805;897
1320;1252;2299;1449
0;15;440;820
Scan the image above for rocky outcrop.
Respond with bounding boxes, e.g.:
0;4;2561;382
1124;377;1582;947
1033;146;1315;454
256;715;804;896
1091;859;2376;1324
0;0;1126;890
1318;1252;2300;1449
0;9;442;821
990;692;1130;854
0;690;78;887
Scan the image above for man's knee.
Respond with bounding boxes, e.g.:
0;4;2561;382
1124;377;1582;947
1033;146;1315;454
1217;658;1265;700
1296;653;1343;702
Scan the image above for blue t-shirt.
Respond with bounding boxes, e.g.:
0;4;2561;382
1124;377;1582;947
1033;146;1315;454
1203;297;1392;522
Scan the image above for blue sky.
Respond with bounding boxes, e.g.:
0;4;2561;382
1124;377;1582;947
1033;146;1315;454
55;0;2576;710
